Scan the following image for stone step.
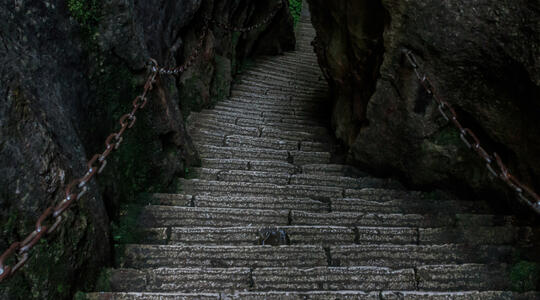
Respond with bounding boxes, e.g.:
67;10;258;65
194;134;305;152
212;102;327;120
139;206;289;227
83;293;220;300
162;226;355;246
192;111;331;134
240;70;326;89
193;195;329;212
199;107;324;127
198;145;331;165
251;267;416;291
253;57;320;69
255;57;320;70
231;90;327;103
188;119;260;137
143;223;534;247
190;168;401;191
180;179;343;198
234;86;326;100
301;164;368;177
215;100;326;116
123;245;327;268
230;291;540;300
417;264;511;291
331;198;488;214
329;244;512;268
222;97;327;112
291;211;514;228
236;78;326;94
200;158;298;174
108;268;251;292
418;225;539;246
244;66;321;80
210;105;326;120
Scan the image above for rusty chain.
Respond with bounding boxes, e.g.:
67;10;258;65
0;6;283;282
403;49;540;215
207;1;283;33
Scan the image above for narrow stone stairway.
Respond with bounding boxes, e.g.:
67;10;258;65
87;13;540;300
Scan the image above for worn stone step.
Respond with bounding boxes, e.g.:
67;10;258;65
181;179;343;198
108;268;251;292
222;291;540;300
234;85;326;99
214;100;325;116
188;119;260;137
240;70;326;89
291;174;403;189
190;126;329;149
200;158;298;173
123;245;327;268
343;188;424;200
139;206;289;227
198;145;331;165
417;264;511;291
237;74;324;89
148;226;354;245
197;135;302;151
191;110;330;135
251;267;416;291
224;291;378;300
252;59;320;72
301;164;368;177
255;58;321;71
200;107;324;127
331;198;488;214
231;90;327;103
222;97;327;112
212;103;326;121
330;244;512;268
236;78;326;94
83;293;220;300
198;145;288;161
418;225;540;246
193;195;329;212
291;211;514;228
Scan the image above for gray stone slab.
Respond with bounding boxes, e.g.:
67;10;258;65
139;206;289;227
251;267;416;291
123;245;327;268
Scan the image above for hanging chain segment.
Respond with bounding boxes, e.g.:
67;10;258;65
403;49;540;214
0;5;284;282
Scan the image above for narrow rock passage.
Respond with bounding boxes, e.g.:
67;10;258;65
87;13;539;300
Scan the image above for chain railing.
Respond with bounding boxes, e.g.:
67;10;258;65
0;5;283;282
206;1;283;33
403;49;540;215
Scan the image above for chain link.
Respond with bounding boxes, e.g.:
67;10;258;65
403;49;540;214
0;62;158;282
207;1;283;33
0;6;285;282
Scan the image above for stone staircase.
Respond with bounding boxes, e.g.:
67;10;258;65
86;14;540;300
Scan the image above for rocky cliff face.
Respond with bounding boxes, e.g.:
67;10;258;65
307;0;540;213
0;0;294;299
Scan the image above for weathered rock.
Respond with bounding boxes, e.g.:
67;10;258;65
307;0;540;215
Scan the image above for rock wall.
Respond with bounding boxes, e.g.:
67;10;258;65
0;0;294;299
307;0;540;213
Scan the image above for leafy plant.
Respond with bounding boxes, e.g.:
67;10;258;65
289;0;302;27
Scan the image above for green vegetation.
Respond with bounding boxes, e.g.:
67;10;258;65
67;0;101;36
510;260;540;292
289;0;302;27
432;127;461;146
